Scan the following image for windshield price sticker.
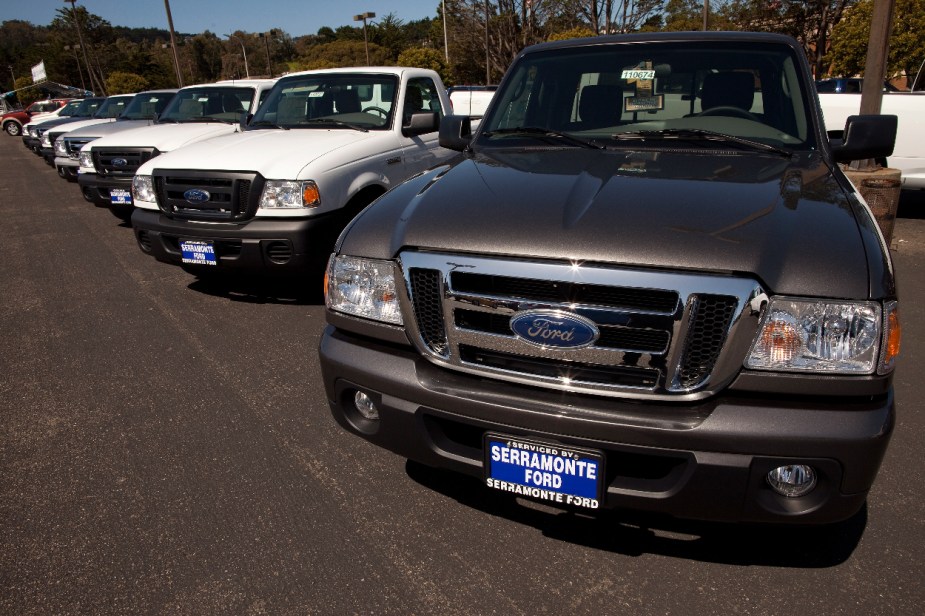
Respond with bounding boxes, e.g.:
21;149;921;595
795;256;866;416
622;69;656;80
484;434;604;509
625;95;665;112
110;188;132;205
180;240;217;266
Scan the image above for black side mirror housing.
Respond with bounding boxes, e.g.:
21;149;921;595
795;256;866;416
831;114;897;163
402;111;439;137
439;115;473;151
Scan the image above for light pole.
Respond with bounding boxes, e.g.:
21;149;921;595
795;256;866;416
64;44;86;91
8;65;15;88
441;0;449;63
162;0;183;86
259;30;277;77
353;12;375;65
225;34;250;78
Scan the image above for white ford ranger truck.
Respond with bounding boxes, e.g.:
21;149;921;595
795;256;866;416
77;79;276;218
129;67;455;277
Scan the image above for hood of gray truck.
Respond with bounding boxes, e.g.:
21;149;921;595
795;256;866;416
341;147;878;299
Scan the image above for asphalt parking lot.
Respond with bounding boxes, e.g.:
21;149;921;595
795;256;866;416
2;143;924;615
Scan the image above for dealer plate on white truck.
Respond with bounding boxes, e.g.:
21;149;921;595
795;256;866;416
110;188;132;205
484;434;604;509
180;240;217;266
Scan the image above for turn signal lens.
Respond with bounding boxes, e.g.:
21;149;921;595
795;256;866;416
879;301;900;374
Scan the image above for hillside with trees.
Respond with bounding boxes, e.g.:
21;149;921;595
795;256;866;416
3;1;924;106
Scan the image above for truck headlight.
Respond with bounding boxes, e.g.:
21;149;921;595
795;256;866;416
54;137;67;156
41;132;51;147
746;298;894;374
133;174;157;203
28;125;38;137
259;180;321;209
325;255;402;325
79;151;95;170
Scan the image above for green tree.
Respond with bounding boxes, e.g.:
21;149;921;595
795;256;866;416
827;0;925;88
398;47;449;83
547;26;597;41
105;71;148;94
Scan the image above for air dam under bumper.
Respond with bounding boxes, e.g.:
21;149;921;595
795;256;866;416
131;208;344;274
77;173;132;208
319;325;895;525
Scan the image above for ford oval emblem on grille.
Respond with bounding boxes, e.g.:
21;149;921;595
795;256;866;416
112;158;128;167
184;189;211;204
510;310;599;349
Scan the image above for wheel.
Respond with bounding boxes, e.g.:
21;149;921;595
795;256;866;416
698;106;760;121
362;106;389;119
4;121;21;136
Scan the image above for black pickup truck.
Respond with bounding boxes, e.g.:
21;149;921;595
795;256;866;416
319;32;900;525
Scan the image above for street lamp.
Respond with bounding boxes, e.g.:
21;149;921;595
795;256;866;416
353;12;375;65
259;30;278;77
225;34;250;78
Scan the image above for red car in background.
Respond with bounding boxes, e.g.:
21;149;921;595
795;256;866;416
1;98;72;136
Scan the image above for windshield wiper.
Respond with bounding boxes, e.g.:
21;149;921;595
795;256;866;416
303;118;368;132
482;126;603;149
248;120;289;130
611;129;793;157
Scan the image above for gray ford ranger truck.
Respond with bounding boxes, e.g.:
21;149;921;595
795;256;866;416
319;32;900;525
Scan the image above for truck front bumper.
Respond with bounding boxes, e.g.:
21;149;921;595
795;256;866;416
77;173;132;209
55;157;79;181
319;325;895;525
131;208;344;275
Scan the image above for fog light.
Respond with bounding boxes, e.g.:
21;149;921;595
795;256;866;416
767;465;817;497
354;391;379;420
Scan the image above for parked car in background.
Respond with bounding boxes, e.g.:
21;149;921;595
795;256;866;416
77;79;276;217
23;98;103;153
53;89;178;181
815;78;900;93
38;94;135;164
2;98;72;136
130;67;455;274
448;85;496;118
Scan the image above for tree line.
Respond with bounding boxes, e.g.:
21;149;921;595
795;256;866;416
2;0;923;105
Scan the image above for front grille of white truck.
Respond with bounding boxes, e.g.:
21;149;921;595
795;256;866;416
400;252;763;400
152;170;263;222
92;147;158;177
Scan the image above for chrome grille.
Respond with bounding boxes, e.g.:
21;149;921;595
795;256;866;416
399;252;763;401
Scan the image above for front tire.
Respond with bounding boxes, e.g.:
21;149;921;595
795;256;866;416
4;121;21;136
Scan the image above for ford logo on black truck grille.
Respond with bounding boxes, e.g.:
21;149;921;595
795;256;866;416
112;158;128;167
183;189;211;204
510;310;600;349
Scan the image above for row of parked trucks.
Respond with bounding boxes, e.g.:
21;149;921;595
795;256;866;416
10;32;905;527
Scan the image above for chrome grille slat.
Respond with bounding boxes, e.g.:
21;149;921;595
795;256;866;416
398;252;764;401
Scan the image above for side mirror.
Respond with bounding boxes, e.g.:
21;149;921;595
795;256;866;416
402;111;439;137
439;115;472;151
831;114;897;163
239;111;252;131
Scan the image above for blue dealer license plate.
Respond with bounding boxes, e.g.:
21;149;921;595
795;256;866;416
484;434;604;509
110;188;132;205
180;240;217;266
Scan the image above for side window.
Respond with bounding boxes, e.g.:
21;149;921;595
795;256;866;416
405;77;444;127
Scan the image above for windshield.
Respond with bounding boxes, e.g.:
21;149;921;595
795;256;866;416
480;40;815;151
120;91;176;120
92;95;133;119
250;73;398;130
158;87;255;123
72;98;105;117
58;100;85;117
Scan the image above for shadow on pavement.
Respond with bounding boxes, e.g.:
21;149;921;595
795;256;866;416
406;461;865;567
186;270;326;305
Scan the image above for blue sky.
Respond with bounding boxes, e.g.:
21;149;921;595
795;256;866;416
7;1;443;38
